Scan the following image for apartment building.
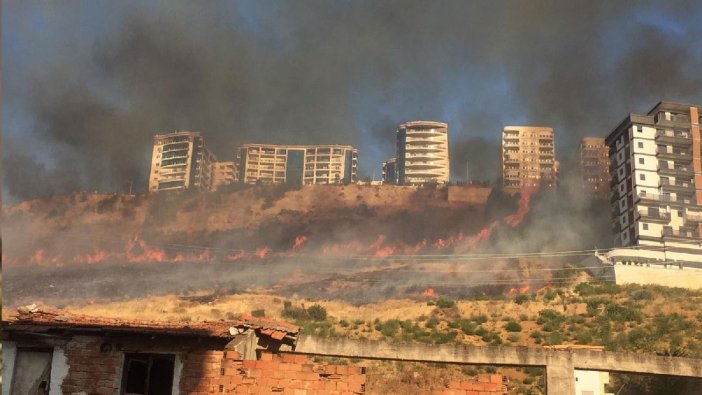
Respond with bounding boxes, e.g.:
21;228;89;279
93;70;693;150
501;126;558;191
396;121;449;185
148;131;216;192
237;144;358;185
606;102;702;254
210;161;237;191
382;157;397;184
579;137;611;199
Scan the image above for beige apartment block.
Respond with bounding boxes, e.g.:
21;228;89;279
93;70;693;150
210;161;237;191
237;144;358;185
606;101;702;255
501;126;557;191
148;131;216;192
579;137;611;199
396;121;449;185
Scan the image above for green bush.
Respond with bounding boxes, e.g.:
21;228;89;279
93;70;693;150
575;281;621;296
436;298;456;309
281;302;327;321
605;303;642;323
251;309;265;318
307;304;327;321
514;294;530;305
631;288;654;300
425;317;440;329
504;321;523;332
547;331;564;345
537;309;566;332
471;314;488;324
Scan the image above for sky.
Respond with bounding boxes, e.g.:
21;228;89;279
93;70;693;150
3;0;702;202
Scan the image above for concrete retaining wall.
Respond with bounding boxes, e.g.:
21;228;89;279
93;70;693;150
613;264;702;289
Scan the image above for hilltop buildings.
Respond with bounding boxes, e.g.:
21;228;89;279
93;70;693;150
606;101;702;261
210;161;237;191
579;137;610;199
382;157;397;184
395;121;450;185
501;126;558;191
237;144;358;185
148;131;216;192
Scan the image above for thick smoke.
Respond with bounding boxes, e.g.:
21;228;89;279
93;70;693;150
4;1;702;201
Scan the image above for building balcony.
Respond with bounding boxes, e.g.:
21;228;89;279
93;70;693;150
660;179;693;192
658;165;693;177
637;209;670;222
656;148;693;161
685;212;702;223
655;130;692;146
662;228;700;240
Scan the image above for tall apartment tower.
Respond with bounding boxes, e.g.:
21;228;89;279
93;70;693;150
396;121;449;185
382;157;397;185
606;102;702;251
579;137;611;199
148;131;216;192
501;126;558;191
237;144;358;185
210;161;237;191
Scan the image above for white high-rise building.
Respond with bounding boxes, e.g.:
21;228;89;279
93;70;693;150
606;102;702;257
396;121;449;185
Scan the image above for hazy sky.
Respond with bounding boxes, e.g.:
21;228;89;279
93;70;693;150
4;1;702;202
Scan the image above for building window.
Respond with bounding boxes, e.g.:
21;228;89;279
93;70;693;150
643;223;649;230
640;174;646;181
638;142;644;149
122;353;175;395
639;158;644;164
10;348;53;394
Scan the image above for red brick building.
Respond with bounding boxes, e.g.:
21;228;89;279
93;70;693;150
3;308;507;395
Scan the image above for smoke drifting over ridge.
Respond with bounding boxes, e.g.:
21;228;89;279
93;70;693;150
4;1;702;201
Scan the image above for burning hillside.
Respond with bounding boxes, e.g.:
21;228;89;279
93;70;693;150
3;183;612;307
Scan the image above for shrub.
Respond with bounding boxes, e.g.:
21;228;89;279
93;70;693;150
508;333;520;343
436;298;456;309
504;321;523;332
537;309;566;332
307;304;327;321
605;303;642;323
471;314;488;324
425;317;440;329
631;288;654;300
251;309;265;318
547;331;564;345
514;294;530;305
575;281;621;296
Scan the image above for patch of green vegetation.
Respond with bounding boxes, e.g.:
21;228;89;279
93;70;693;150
504;321;523;332
251;309;265;317
282;301;327;321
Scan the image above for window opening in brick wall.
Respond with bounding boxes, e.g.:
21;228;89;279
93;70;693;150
122;353;175;395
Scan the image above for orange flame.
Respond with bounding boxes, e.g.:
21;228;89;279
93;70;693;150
423;287;436;297
30;249;45;264
226;250;246;261
504;188;534;227
255;246;271;259
73;250;110;264
293;235;308;251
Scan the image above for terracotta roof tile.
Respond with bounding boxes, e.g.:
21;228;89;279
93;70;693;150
3;307;299;342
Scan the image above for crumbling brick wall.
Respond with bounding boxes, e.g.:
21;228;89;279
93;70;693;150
60;336;122;394
213;350;366;394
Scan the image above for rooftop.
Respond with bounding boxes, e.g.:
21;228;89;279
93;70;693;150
3;305;299;342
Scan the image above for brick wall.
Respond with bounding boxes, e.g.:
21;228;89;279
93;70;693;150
215;351;366;394
439;374;507;395
60;336;122;394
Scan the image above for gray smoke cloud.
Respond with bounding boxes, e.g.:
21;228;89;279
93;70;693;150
4;0;702;201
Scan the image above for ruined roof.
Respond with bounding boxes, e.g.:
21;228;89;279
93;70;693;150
3;306;299;343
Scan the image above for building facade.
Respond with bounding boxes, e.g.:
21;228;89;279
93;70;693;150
210;161;237;191
237;144;358;185
501;126;558;191
148;131;216;192
382;157;397;184
579;137;611;199
396;121;450;185
605;102;702;254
